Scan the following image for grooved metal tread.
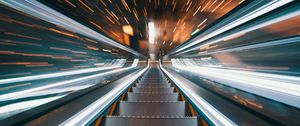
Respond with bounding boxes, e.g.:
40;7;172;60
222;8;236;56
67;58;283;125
132;87;174;93
134;86;171;88
127;92;178;101
117;101;186;116
105;116;198;126
137;82;170;85
136;83;171;87
103;67;198;126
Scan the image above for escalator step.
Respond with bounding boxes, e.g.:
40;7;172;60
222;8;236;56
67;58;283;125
132;87;174;93
137;82;170;85
127;92;178;101
117;101;186;116
100;68;200;126
136;84;171;88
139;81;168;84
104;116;198;126
141;78;167;82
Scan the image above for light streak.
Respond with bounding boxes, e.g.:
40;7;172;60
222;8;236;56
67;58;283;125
148;22;155;44
0;95;65;117
0;0;142;57
191;29;200;36
60;60;149;126
160;60;237;126
171;59;300;109
175;0;293;53
0;63;135;102
197;18;207;27
0;61;125;85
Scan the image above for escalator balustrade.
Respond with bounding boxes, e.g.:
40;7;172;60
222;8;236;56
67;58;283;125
94;65;207;126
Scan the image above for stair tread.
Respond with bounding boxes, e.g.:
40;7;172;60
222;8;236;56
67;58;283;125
132;87;174;93
117;101;186;116
107;115;197;118
128;92;176;94
102;68;199;126
105;116;198;126
127;92;178;101
136;83;171;87
137;82;169;85
136;85;170;88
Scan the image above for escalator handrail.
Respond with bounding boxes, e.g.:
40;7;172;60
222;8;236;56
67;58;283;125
159;60;237;126
60;61;150;126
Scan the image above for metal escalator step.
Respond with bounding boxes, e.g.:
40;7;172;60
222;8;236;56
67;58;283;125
135;86;171;88
137;82;169;85
104;116;198;126
127;92;178;101
141;77;166;79
141;78;166;80
143;76;164;77
139;81;168;84
118;101;185;116
136;84;171;88
142;77;167;81
132;87;174;93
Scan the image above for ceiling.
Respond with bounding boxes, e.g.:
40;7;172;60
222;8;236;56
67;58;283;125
39;0;244;54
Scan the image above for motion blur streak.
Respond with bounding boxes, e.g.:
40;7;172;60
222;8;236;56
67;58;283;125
1;0;300;125
0;95;65;119
0;62;138;102
0;0;141;56
61;61;149;126
36;0;243;53
0;0;145;119
174;0;293;53
178;4;300;55
171;59;300;108
0;61;123;85
160;61;237;126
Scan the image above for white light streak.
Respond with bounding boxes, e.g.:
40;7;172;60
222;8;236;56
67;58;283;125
60;61;149;126
0;65;123;85
159;60;237;126
0;62;137;102
0;95;65;117
191;29;200;36
148;22;155;44
171;59;300;108
0;0;142;56
175;0;293;53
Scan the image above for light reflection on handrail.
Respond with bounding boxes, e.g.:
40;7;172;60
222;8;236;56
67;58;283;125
0;59;126;85
171;59;300;109
159;60;237;126
60;59;149;126
0;59;140;102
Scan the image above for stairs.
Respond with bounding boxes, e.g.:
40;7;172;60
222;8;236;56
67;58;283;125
102;66;200;126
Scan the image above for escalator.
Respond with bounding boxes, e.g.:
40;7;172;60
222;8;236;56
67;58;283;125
93;64;208;126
